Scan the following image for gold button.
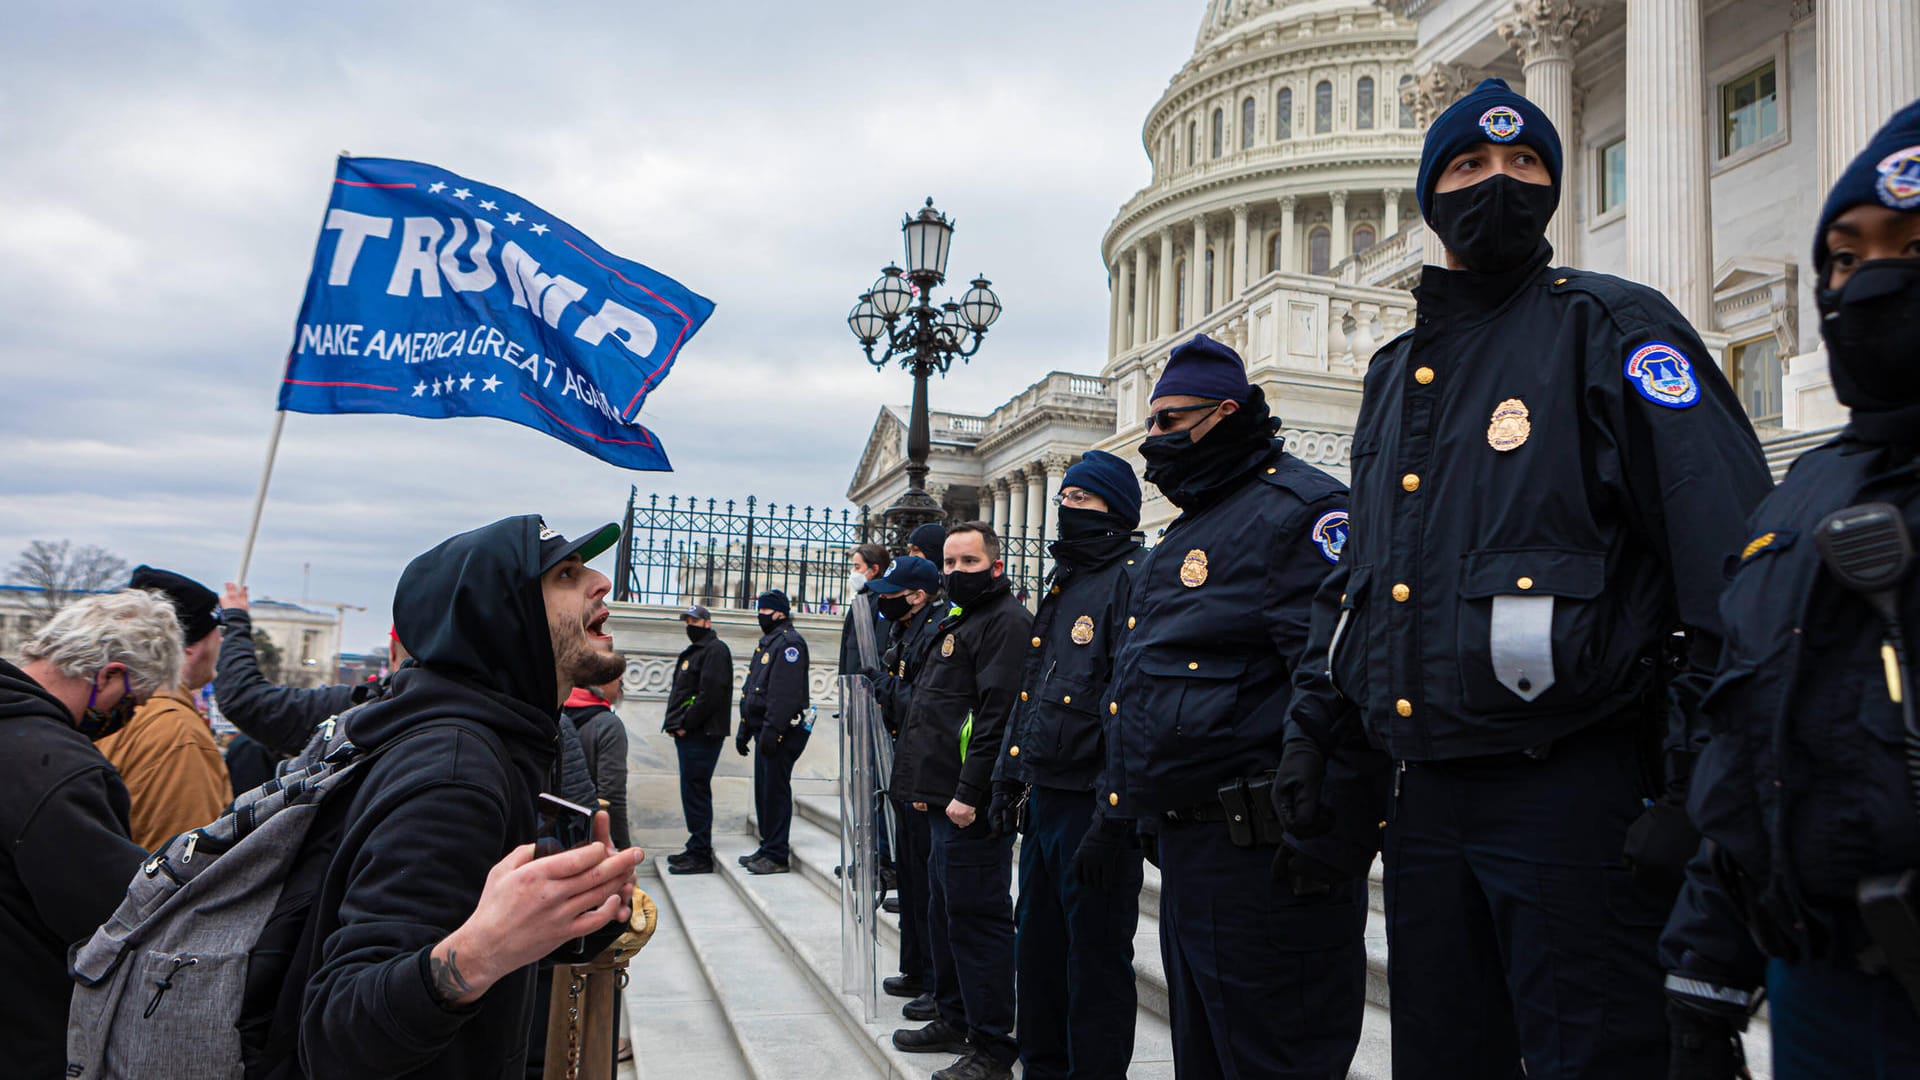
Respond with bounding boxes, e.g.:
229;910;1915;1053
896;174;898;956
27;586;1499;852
1340;593;1348;604
1267;467;1277;474
1395;698;1413;717
1009;746;1020;757
1553;277;1568;285
1062;695;1072;704
1032;637;1042;647
1126;559;1136;565
1414;366;1435;385
1517;576;1534;590
1109;702;1118;715
1402;473;1420;492
1128;616;1137;629
1378;820;1388;829
1020;691;1029;702
1109;793;1119;806
1188;661;1200;670
1392;583;1410;602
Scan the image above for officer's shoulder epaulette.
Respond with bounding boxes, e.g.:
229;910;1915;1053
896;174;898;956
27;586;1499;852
1258;453;1348;505
1546;268;1681;337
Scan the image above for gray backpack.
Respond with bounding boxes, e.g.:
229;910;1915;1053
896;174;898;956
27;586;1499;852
64;709;474;1079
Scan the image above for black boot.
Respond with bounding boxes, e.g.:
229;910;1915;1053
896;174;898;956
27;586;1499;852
931;1051;1011;1080
890;1019;969;1055
882;975;924;999
902;992;938;1022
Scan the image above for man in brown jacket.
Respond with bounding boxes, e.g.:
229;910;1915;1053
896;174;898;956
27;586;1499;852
96;566;230;850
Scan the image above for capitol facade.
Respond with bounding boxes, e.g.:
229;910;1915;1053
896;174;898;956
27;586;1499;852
849;0;1920;542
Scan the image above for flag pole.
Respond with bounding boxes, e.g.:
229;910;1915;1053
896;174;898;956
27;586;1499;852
235;409;287;586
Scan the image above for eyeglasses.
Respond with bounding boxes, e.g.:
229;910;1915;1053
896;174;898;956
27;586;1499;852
1144;401;1222;433
1052;489;1098;508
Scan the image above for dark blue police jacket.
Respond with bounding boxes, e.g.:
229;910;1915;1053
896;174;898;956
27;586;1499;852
740;622;811;756
1102;443;1347;817
1664;434;1920;984
994;537;1144;792
1288;248;1773;765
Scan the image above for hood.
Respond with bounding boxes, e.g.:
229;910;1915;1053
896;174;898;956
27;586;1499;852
563;687;604;709
0;658;72;728
394;515;557;715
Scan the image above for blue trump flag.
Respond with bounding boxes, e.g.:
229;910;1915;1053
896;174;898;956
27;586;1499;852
277;156;713;470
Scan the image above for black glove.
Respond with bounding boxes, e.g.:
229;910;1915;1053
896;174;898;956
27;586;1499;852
986;781;1026;838
1666;1000;1749;1080
734;731;751;756
1272;735;1332;838
1270;843;1343;897
1625;798;1699;891
1071;816;1138;892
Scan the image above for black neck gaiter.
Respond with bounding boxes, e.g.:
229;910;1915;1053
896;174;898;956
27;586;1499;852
1429;174;1557;274
1820;257;1920;450
1050;508;1136;569
1140;384;1280;512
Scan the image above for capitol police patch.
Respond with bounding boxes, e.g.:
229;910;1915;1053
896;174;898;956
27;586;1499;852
1875;144;1920;210
1624;341;1700;409
1479;105;1524;143
783;646;800;663
1310;510;1349;565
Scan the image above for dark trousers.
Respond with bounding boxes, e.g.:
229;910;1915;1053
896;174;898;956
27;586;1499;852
674;735;724;858
1383;723;1670;1079
752;740;796;864
1158;819;1367;1080
1017;785;1141;1080
927;810;1017;1065
1768;959;1920;1078
894;797;934;985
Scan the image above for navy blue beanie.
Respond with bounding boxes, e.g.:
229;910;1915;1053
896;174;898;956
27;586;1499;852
1152;334;1249;403
1061;450;1143;529
1416;78;1562;222
1814;96;1920;272
755;589;790;614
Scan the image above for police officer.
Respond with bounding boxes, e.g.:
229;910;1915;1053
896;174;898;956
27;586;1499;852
665;604;734;875
1275;79;1773;1078
1660;98;1920;1078
866;554;948;1022
736;589;810;875
1101;335;1369;1079
985;450;1144;1080
889;524;1030;1080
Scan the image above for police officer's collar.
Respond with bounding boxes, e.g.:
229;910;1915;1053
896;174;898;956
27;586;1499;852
1414;240;1553;323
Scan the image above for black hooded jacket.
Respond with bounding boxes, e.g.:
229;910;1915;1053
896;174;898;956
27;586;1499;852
664;628;733;738
0;659;146;1080
215;608;370;756
249;516;570;1080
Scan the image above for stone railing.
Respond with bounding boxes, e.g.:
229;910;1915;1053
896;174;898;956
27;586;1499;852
980;372;1115;437
1281;428;1354;470
1336;221;1425;288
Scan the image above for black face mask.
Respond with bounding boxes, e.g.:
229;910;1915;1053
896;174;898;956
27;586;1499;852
685;624;708;643
1138;385;1278;511
945;568;1000;609
1051;507;1136;568
876;594;914;621
1429;174;1557;273
76;671;138;741
1821;257;1920;412
757;613;783;635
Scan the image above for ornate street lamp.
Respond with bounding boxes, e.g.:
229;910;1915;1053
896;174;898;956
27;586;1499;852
847;197;1002;540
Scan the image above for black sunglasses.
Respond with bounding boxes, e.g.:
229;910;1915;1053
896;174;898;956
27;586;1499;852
1144;401;1222;433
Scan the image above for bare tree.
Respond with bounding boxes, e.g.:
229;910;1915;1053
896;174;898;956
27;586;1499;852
10;540;131;620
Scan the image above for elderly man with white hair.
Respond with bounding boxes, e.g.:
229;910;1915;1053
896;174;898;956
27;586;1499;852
0;588;183;1079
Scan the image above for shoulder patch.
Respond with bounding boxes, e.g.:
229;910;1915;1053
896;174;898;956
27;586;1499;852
1624;341;1700;409
1876;144;1920;209
1310;509;1349;565
1739;528;1798;564
783;646;800;663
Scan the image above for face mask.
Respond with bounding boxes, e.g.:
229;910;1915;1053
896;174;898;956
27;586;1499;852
1428;173;1557;273
1820;257;1920;413
945;568;998;609
1057;506;1129;542
877;594;913;621
848;569;868;597
758;613;782;635
76;671;137;741
685;624;708;643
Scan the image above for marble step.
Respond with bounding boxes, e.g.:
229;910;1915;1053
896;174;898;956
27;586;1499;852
623;862;753;1080
646;854;884;1080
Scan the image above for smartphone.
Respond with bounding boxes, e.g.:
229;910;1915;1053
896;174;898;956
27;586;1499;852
534;792;597;858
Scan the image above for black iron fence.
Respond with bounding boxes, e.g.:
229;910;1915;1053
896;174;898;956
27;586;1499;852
613;490;1054;611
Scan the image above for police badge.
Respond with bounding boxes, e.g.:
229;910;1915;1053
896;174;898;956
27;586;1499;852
1487;398;1531;451
941;635;955;658
1179;549;1209;588
1071;615;1095;645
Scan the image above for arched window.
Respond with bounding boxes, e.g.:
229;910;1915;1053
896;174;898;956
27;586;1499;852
1353;224;1377;255
1211;108;1224;158
1356;76;1375;129
1315;80;1333;133
1308;226;1331;275
1399;75;1416;128
1189;120;1198;165
1269;231;1284;273
1241;97;1256;148
1174;259;1187;330
1204;248;1216;312
1276;88;1293;140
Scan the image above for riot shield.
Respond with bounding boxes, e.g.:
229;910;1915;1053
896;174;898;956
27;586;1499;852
836;594;890;1021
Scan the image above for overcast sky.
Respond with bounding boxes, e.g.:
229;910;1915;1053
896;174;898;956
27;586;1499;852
0;2;1198;651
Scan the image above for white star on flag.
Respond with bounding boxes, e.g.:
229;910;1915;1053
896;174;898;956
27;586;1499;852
478;199;498;211
482;374;502;392
504;211;523;225
432;379;442;396
452;188;472;200
529;223;549;235
427;181;447;194
459;373;475;391
412;381;427;397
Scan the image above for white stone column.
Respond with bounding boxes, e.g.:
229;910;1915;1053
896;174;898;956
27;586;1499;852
1818;2;1920;191
1026;466;1048;550
1158;227;1177;342
1005;470;1029;569
1108;260;1122;358
1231;204;1251;298
1331;190;1351;264
1190;215;1208;322
1500;0;1597;265
1626;0;1712;327
1278;196;1297;273
991;479;1011;538
1117;257;1135;351
1383;188;1401;237
1131;243;1150;347
1212;227;1230;312
1042;455;1068;543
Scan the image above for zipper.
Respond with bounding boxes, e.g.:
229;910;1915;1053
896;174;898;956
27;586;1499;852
1387;760;1407;825
181;833;200;864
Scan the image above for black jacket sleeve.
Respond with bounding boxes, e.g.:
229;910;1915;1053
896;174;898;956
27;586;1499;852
15;766;147;940
764;634;811;727
216;609;362;755
1284;559;1356;749
695;641;734;736
955;607;1031;807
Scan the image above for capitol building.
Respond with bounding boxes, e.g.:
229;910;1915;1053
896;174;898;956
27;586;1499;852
848;0;1920;541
